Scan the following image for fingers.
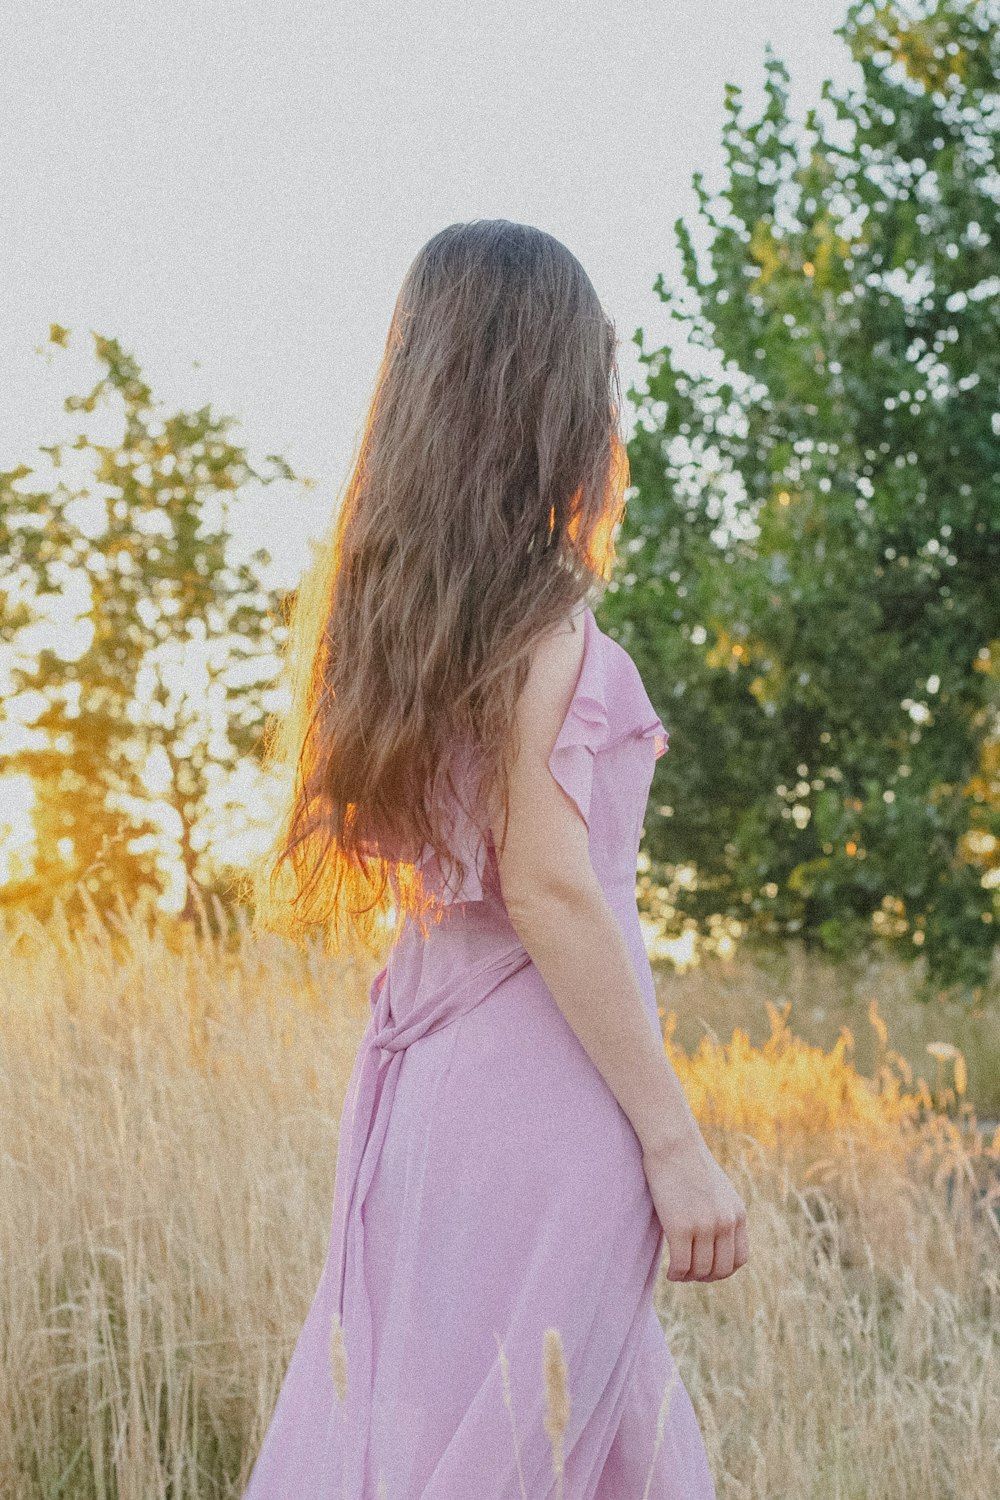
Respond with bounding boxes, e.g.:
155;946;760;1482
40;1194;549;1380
664;1231;691;1282
709;1223;736;1281
665;1214;749;1284
733;1215;750;1272
689;1227;715;1281
665;1226;719;1282
704;1212;748;1282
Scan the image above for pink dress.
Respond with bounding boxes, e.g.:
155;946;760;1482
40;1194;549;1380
243;605;717;1499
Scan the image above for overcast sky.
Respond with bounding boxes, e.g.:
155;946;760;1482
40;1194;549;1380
2;0;856;588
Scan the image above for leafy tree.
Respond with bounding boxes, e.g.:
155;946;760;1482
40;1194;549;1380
614;0;1000;996
0;329;294;921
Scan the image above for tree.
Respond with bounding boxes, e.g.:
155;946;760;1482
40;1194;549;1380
615;0;1000;996
0;329;295;921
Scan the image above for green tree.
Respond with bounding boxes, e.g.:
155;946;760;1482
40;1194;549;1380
616;0;1000;996
0;328;295;921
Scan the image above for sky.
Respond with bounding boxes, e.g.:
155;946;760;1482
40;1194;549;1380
2;0;857;590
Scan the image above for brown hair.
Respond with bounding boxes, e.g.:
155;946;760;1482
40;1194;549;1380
252;219;628;956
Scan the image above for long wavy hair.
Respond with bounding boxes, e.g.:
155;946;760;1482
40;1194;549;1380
252;219;629;957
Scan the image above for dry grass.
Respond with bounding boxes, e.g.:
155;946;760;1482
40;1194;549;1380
654;945;1000;1120
0;900;997;1498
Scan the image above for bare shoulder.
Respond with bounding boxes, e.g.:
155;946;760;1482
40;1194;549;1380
485;604;591;880
516;603;587;755
483;606;585;814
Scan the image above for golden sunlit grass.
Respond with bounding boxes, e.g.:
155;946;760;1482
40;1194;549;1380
0;900;997;1498
656;945;1000;1120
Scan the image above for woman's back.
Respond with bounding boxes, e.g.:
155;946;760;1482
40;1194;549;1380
242;219;736;1500
242;607;719;1498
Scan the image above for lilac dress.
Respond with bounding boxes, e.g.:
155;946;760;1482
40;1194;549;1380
243;605;717;1499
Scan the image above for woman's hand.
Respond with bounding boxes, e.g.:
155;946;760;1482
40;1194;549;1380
642;1132;749;1283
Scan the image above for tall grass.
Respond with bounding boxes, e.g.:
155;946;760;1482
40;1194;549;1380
655;943;1000;1120
0;900;997;1498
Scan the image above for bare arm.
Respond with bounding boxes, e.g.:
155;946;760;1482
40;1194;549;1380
486;607;749;1283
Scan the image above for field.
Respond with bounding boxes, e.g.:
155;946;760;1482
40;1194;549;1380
0;900;997;1499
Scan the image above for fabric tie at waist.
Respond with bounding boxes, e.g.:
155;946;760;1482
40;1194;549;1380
330;939;534;1496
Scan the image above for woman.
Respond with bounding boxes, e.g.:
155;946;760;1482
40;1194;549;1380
244;219;747;1498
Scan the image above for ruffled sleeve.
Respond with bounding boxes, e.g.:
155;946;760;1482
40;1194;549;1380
548;606;670;830
547;606;609;830
415;608;670;897
639;717;670;761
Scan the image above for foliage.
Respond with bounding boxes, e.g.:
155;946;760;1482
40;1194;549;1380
615;0;1000;995
0;330;296;919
